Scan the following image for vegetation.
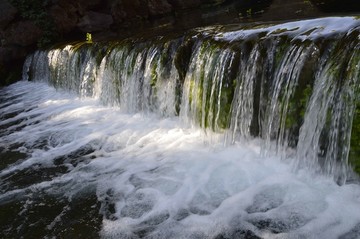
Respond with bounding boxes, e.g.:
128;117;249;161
8;0;58;48
350;106;360;174
86;33;93;43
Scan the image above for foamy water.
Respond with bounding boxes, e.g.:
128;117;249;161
1;81;360;238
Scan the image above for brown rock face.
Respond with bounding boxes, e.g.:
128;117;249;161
0;47;14;65
262;0;319;21
0;45;27;85
77;11;114;32
310;0;360;12
0;46;26;65
4;21;42;47
77;0;102;9
167;0;201;9
109;0;151;31
49;4;79;34
111;0;149;23
0;0;17;29
148;0;173;16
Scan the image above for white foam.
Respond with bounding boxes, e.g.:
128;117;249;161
215;17;360;42
1;81;360;238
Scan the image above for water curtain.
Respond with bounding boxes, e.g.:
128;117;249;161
23;17;360;184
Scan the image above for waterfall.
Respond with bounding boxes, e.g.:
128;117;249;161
23;17;360;183
2;17;360;239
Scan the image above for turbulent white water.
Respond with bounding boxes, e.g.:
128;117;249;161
1;81;360;238
2;16;360;238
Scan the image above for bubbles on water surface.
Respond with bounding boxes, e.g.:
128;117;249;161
1;82;360;239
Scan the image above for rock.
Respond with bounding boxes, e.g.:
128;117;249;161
77;11;113;32
0;46;27;86
200;0;226;5
148;0;173;16
0;46;26;65
73;0;104;15
49;4;78;34
77;0;102;8
4;21;42;47
0;47;12;65
310;0;360;12
262;0;318;21
0;0;18;29
111;0;149;25
167;0;201;9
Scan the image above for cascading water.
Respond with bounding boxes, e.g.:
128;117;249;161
1;17;360;238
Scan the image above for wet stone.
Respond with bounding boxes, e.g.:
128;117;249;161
0;189;102;238
53;144;96;166
121;192;155;219
0;149;27;171
173;208;190;221
215;229;262;239
121;202;154;219
246;186;285;213
0;164;69;193
139;212;170;226
249;215;309;234
49;192;102;238
101;189;118;221
339;223;360;239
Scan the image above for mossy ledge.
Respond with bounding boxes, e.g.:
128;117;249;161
23;17;360;178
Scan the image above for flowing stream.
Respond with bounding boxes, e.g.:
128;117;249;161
1;17;360;238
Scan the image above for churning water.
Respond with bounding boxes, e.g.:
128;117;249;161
1;17;360;238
